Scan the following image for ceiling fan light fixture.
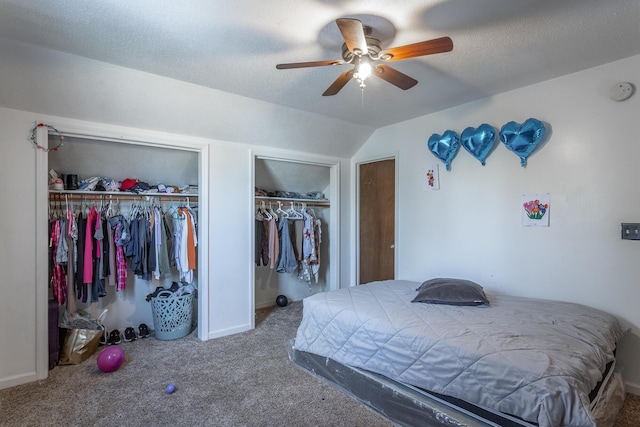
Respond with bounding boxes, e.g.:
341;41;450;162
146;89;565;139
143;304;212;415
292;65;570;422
353;57;372;89
275;18;454;96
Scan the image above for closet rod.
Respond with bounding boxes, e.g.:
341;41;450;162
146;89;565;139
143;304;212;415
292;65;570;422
49;192;198;202
255;199;329;208
255;196;329;207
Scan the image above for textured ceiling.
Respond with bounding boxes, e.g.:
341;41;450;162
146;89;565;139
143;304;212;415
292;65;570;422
1;0;639;130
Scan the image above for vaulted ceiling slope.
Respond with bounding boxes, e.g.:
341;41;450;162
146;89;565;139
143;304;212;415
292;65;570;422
1;0;639;157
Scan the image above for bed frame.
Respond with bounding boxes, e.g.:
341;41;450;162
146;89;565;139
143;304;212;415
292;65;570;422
289;342;626;427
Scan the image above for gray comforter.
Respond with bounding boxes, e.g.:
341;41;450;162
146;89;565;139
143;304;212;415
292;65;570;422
294;280;626;427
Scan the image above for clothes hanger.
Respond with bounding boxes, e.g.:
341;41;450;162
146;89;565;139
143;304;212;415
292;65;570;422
166;197;178;219
276;201;288;218
268;201;278;220
287;202;303;219
57;194;64;219
260;201;272;220
255;202;265;220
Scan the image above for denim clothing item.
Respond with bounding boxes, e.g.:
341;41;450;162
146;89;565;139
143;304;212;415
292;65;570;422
276;219;297;274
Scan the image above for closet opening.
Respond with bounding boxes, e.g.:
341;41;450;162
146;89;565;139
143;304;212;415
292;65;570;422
36;127;210;379
252;154;340;327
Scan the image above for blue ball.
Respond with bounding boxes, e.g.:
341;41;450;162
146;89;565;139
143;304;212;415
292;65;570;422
166;383;176;394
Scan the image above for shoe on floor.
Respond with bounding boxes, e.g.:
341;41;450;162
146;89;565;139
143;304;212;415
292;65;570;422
123;327;137;342
98;325;107;345
138;323;150;338
107;329;121;345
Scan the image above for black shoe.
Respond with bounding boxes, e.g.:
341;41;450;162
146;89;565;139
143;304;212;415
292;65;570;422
138;323;150;338
123;327;137;342
107;329;121;345
98;325;107;345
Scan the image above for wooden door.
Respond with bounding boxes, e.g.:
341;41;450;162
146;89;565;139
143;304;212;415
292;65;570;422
359;159;395;284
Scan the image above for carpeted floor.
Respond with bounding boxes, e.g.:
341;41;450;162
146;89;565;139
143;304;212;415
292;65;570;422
0;302;638;427
614;392;640;427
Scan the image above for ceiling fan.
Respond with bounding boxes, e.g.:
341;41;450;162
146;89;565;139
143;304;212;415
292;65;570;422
276;18;453;96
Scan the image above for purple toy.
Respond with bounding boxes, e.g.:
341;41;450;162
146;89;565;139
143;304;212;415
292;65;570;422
97;346;125;373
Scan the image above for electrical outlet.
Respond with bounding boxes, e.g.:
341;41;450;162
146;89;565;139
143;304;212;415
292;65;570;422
621;223;640;240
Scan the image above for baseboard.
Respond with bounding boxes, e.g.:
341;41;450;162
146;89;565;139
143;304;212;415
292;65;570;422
0;372;38;391
625;380;640;396
207;323;251;340
255;301;276;310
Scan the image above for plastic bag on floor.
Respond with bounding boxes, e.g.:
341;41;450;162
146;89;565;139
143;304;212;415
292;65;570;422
58;309;107;365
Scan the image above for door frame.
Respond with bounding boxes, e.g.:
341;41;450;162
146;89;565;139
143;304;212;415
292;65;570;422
352;154;399;287
34;117;211;380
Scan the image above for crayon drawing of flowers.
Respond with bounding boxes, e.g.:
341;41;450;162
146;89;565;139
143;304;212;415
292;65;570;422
424;165;439;190
523;199;548;220
426;170;435;187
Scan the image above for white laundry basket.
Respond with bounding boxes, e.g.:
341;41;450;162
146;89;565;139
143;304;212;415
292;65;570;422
150;291;194;340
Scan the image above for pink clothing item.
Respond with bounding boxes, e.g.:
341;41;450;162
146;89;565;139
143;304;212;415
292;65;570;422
83;207;97;283
50;220;67;305
116;245;127;291
107;223;117;287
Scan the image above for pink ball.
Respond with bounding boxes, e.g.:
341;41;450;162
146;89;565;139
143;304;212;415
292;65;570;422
97;346;125;373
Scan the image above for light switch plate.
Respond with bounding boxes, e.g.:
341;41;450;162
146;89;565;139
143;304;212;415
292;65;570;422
621;223;640;240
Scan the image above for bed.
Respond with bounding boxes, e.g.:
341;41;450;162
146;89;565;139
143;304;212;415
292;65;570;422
291;279;628;427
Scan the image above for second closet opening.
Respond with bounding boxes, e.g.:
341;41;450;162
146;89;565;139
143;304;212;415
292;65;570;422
253;156;339;317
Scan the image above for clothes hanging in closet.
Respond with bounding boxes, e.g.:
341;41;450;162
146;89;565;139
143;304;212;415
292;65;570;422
254;203;323;284
48;197;197;308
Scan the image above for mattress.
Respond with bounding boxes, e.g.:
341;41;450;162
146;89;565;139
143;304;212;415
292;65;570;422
293;280;627;427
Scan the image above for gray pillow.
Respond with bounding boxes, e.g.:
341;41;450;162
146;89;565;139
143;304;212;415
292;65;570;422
412;278;489;306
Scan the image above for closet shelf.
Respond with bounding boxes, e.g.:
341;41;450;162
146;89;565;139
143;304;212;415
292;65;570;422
49;190;198;199
255;195;329;207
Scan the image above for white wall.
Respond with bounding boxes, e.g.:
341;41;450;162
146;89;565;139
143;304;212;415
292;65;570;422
0;37;374;159
0;108;40;388
352;54;640;393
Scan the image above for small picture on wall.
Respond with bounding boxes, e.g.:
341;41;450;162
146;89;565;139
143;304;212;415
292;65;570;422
425;164;440;190
521;193;549;227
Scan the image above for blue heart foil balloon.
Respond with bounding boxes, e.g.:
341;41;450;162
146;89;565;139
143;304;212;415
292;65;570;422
460;123;496;166
427;130;460;171
499;118;546;167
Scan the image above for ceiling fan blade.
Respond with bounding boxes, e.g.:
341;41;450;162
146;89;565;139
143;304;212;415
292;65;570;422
323;69;354;96
336;18;368;55
380;36;453;62
374;64;418;90
276;59;344;69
